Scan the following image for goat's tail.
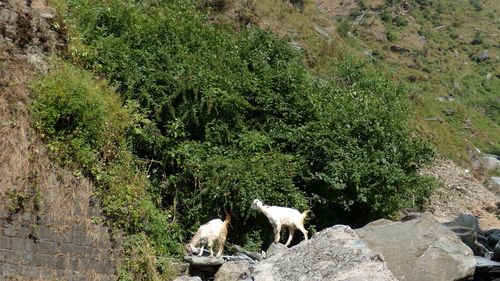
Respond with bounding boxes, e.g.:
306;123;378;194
301;209;311;221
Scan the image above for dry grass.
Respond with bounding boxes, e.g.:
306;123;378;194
0;53;38;213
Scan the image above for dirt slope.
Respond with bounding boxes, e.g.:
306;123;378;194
422;159;499;230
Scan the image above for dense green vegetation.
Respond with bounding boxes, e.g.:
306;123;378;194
34;0;437;278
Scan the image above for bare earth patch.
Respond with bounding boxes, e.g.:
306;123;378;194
315;0;358;17
422;159;499;230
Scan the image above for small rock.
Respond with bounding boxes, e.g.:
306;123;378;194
389;45;410;53
480;156;500;172
289;41;303;52
214;260;252;281
490;177;500;187
472;50;490;62
39;12;54;19
442;109;455;116
231;245;263;261
173;277;202;281
314;26;330;39
184;256;225;266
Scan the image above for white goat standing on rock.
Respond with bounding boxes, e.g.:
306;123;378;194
185;214;231;258
251;199;309;247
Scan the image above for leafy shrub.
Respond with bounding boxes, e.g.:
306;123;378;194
471;31;483;45
337;19;351;37
119;233;177;281
469;0;482;12
393;15;408;27
356;0;366;10
199;0;233;11
299;58;435;225
31;62;130;170
386;27;398;42
380;9;392;22
55;0;435;251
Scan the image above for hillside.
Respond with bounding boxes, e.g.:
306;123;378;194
209;0;499;167
0;0;498;280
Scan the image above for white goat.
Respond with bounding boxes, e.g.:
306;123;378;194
251;199;309;247
185;214;231;257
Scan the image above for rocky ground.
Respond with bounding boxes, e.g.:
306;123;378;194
422;159;499;230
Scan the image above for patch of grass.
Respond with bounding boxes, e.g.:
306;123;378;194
6;189;26;214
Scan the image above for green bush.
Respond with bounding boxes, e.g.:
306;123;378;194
393;15;408;27
380;9;392;22
53;0;435;252
386;26;398;42
337;19;351;37
471;31;483;45
119;233;177;281
31;62;130;170
469;0;482;12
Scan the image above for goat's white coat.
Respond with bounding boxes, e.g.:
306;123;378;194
251;199;309;246
186;216;230;257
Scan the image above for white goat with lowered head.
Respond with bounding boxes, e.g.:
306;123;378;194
251;199;309;247
185;214;231;257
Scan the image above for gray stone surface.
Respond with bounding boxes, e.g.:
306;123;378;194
481;156;500;172
231;245;263;261
174;276;203;281
214;260;252;281
356;215;475;281
476;256;500;268
184;255;226;266
265;242;288;258
252;225;398;281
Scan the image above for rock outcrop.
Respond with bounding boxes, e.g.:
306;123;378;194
356;215;476;281
252;225;398;281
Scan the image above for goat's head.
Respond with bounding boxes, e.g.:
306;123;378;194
184;243;197;255
251;199;263;210
224;213;232;226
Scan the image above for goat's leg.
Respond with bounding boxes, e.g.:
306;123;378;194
298;225;308;241
285;225;296;247
273;224;282;243
197;245;205;256
216;238;225;257
208;241;214;257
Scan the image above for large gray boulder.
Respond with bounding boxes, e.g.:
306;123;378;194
252;225;398;281
356;215;475;281
265;242;288;258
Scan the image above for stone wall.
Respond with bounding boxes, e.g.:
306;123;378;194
0;1;119;279
0;209;117;280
